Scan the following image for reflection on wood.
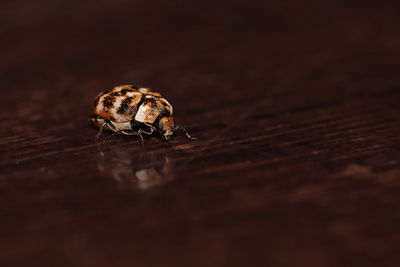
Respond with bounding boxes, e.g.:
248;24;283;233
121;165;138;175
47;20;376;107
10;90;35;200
97;148;175;191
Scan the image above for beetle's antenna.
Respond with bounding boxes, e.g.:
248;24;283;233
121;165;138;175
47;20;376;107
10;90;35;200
174;125;197;140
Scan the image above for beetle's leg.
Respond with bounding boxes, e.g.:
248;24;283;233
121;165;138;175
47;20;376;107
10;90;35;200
138;127;154;136
120;130;146;146
96;120;117;141
144;122;157;131
105;126;154;146
134;128;154;146
104;130;124;140
96;122;108;139
174;125;197;140
91;114;114;140
163;135;172;143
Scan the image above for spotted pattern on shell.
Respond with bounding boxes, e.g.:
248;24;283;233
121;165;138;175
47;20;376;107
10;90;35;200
90;84;181;141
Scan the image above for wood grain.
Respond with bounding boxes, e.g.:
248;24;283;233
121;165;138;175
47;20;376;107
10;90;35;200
1;0;400;266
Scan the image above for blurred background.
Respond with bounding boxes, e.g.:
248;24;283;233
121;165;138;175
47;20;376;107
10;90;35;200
2;0;399;108
1;0;400;266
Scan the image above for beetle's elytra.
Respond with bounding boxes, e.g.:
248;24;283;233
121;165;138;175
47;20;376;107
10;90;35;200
90;85;195;144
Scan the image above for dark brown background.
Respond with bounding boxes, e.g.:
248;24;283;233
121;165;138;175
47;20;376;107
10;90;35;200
1;0;400;266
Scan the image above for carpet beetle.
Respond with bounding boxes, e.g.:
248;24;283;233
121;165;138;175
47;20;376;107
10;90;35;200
89;85;195;145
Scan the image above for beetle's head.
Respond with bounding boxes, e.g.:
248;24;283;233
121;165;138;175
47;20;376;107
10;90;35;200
158;116;175;141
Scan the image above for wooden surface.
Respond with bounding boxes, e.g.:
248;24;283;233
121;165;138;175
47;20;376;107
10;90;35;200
1;0;400;266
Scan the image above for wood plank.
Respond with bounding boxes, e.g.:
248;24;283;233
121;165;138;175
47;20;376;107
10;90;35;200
1;0;400;266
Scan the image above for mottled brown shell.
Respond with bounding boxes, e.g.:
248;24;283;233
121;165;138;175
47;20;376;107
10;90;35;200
90;85;175;139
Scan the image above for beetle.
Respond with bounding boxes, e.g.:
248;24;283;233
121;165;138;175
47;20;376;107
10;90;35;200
89;85;195;144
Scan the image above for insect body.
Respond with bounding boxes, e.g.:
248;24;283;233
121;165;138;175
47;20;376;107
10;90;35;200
90;85;195;144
